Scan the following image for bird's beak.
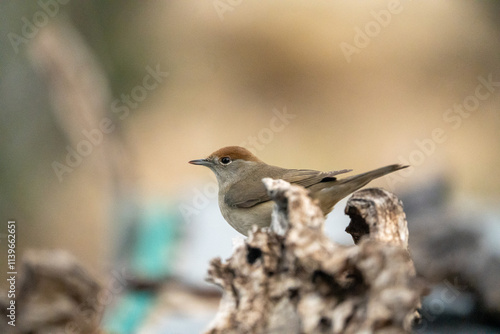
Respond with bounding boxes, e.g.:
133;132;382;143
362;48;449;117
189;158;212;166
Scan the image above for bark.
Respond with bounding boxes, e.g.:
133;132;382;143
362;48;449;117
205;180;425;334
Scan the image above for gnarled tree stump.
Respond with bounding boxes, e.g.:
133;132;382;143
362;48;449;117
205;180;425;334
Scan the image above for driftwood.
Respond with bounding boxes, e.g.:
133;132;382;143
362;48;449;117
205;180;425;334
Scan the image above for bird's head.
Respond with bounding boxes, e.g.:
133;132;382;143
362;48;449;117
189;146;263;185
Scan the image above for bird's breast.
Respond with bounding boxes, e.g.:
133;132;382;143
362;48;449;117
218;194;274;236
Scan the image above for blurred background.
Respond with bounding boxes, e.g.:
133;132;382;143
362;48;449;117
1;1;499;333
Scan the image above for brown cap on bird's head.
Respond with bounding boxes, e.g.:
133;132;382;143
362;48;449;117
208;146;262;162
189;146;263;166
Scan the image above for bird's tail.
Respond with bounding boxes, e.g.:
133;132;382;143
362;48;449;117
314;164;408;214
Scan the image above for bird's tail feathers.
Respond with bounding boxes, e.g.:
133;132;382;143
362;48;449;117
316;164;408;213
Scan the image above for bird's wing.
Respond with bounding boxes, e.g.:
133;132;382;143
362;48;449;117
282;168;353;187
224;167;353;208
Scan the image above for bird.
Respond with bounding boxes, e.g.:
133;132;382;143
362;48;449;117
189;146;407;236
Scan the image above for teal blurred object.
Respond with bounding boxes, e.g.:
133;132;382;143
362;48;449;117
130;201;182;279
103;199;183;333
103;291;155;334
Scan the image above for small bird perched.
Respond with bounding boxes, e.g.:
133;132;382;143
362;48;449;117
189;146;407;236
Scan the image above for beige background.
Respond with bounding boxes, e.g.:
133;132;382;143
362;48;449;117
0;0;499;281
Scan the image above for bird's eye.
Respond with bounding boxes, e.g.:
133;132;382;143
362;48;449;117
220;157;232;165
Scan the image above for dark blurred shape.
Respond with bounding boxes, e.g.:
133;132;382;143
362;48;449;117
399;176;451;217
0;250;102;334
401;176;500;331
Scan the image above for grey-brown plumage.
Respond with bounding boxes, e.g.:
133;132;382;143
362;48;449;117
190;146;407;235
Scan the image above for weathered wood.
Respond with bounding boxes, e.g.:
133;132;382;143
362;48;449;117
205;181;424;333
345;188;409;248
